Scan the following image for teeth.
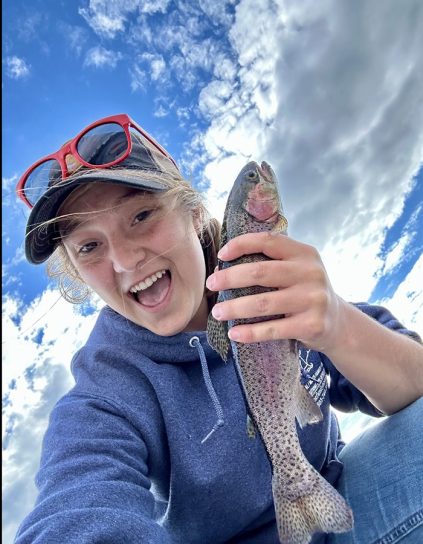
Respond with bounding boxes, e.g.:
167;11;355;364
130;270;166;294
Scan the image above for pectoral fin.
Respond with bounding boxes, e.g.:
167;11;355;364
206;312;231;362
295;380;323;428
272;215;288;235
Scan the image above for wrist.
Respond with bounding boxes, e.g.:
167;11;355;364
320;297;358;358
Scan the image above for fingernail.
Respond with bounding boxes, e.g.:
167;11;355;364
228;328;240;340
217;246;228;259
206;275;215;289
212;305;222;319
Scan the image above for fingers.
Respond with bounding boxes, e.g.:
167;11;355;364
207;257;327;294
227;313;327;345
206;260;304;291
210;232;324;291
217;232;317;262
211;286;332;346
208;232;337;348
211;285;308;321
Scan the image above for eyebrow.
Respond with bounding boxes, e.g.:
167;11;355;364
116;188;151;203
58;217;88;238
58;189;156;238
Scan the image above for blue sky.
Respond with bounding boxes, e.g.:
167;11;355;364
3;1;423;542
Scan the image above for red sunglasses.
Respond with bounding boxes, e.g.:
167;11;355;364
16;113;178;209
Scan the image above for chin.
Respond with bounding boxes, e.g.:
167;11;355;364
146;318;190;337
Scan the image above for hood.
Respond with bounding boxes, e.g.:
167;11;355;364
85;305;220;365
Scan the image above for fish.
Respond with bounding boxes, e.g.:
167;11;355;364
206;161;353;544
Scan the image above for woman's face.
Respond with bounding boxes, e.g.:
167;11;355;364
60;183;209;335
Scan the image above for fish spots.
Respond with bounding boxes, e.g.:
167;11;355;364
207;160;353;543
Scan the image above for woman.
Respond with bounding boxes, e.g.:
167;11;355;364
14;114;423;543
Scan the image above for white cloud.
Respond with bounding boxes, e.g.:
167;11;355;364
16;12;45;41
176;107;191;121
169;55;198;91
198;0;235;27
174;106;196;129
4;56;30;79
130;53;169;92
83;46;123;68
2;175;28;276
1;174;17;195
378;255;423;334
139;52;166;81
2;361;72;544
333;255;423;444
130;63;147;92
4;2;423;541
179;38;222;74
80;1;235;97
79;0;171;39
378;233;413;277
79;2;133;39
2;249;25;279
203;154;249;222
195;0;423;309
229;0;278;68
213;55;237;81
198;80;234;119
140;0;171;15
2;289;103;542
150;57;166;80
154;105;169;118
60;24;89;57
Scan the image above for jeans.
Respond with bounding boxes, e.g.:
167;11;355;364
327;397;423;544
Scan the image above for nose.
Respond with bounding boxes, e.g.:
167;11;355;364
108;237;146;274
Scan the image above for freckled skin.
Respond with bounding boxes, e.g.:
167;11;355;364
207;162;353;544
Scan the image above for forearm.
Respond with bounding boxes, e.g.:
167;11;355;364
15;394;170;544
324;299;423;415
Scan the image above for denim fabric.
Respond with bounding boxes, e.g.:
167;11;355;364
328;397;423;544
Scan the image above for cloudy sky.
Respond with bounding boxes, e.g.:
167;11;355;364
2;0;423;541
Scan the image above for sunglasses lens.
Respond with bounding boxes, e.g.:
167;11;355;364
25;159;62;207
76;122;128;166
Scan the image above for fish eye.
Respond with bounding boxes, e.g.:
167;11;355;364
246;170;258;180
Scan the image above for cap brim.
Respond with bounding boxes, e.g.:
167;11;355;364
25;170;168;264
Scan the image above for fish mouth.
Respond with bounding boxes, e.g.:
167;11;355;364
258;161;276;184
246;182;279;222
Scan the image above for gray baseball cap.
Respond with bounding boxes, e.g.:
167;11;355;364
25;129;182;264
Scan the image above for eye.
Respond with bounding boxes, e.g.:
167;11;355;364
77;241;99;255
246;170;258;181
133;209;153;224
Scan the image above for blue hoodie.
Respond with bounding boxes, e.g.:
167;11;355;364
14;303;420;544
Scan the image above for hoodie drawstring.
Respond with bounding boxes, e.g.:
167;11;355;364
189;336;224;443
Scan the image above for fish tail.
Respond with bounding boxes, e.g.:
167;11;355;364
272;473;353;544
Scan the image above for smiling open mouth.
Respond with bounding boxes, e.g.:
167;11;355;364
130;270;171;307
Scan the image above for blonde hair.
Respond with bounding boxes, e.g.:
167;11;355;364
45;168;221;307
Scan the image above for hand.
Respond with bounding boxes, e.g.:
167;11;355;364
205;232;345;353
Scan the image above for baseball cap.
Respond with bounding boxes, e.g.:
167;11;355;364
25;130;182;264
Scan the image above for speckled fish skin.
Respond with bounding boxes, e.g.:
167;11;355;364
207;161;353;544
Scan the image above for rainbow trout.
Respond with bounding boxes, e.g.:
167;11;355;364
207;161;353;544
